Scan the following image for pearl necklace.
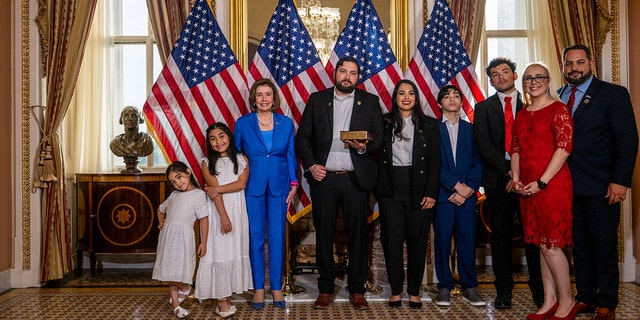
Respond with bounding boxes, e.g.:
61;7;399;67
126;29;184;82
258;112;273;126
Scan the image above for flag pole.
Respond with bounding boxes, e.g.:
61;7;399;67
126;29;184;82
282;221;306;295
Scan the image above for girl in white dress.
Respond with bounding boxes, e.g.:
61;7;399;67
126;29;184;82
195;122;253;318
152;161;209;319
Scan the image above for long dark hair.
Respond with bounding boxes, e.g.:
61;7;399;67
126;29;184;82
205;122;240;175
165;161;201;189
385;79;427;143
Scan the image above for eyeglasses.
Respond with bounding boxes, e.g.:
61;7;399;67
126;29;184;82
523;75;549;84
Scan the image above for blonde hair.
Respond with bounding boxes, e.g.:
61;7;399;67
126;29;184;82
521;62;561;107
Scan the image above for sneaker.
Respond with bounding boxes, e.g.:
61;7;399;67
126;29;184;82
462;288;486;306
435;288;451;306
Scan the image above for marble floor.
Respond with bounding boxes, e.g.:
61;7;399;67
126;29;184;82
1;269;640;319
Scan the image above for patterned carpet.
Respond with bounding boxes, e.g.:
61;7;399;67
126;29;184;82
62;269;163;287
59;265;533;288
2;284;640;319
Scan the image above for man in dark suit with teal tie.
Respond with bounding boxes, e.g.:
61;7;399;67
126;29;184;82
559;44;638;320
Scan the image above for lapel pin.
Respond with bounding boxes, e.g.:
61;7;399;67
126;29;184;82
357;101;362;106
584;95;591;104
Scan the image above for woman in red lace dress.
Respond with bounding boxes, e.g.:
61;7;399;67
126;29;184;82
510;62;577;320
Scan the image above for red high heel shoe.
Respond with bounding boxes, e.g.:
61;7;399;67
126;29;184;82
550;302;578;320
527;302;559;320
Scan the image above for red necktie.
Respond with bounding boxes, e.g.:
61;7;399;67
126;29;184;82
567;86;578;113
504;96;513;153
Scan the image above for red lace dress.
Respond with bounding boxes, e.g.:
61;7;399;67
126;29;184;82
511;101;573;248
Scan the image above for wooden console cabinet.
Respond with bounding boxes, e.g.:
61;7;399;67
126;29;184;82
76;173;170;276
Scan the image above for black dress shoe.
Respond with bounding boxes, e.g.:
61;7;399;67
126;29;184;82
494;294;512;309
387;300;401;308
409;301;422;309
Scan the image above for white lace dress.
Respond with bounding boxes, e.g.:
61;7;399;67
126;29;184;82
195;155;253;299
152;189;209;284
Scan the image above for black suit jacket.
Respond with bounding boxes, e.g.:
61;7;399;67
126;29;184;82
558;77;638;195
474;92;524;189
374;114;441;208
296;87;384;190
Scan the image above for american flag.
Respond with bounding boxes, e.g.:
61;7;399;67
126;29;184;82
247;0;332;223
405;0;484;121
142;0;249;183
325;0;403;112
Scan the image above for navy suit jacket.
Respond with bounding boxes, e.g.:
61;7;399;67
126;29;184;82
473;92;523;189
438;118;483;203
558;77;638;195
234;112;298;197
296;87;384;190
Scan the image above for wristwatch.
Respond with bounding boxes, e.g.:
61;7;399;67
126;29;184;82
537;179;548;190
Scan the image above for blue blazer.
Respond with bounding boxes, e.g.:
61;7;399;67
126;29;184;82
234;112;298;197
437;118;483;203
558;78;638;195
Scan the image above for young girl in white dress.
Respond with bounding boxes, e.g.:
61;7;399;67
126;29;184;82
195;122;253;318
152;161;210;319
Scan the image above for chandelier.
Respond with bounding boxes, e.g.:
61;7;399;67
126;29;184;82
297;0;340;64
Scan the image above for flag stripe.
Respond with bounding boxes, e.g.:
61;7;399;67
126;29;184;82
143;0;249;185
406;57;441;118
404;0;484;123
326;0;403;113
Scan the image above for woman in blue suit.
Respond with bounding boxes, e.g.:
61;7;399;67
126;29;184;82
234;78;299;310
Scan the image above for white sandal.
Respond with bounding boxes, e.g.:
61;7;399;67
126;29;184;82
169;285;192;304
173;306;190;319
215;304;237;318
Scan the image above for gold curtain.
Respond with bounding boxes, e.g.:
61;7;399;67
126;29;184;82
146;0;194;64
547;0;614;75
448;0;486;64
34;0;97;282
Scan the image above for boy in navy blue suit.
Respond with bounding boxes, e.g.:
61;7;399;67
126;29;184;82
433;85;485;307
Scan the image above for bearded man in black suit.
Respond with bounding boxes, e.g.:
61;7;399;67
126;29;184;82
296;56;383;311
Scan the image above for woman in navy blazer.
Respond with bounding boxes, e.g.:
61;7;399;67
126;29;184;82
234;78;298;309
